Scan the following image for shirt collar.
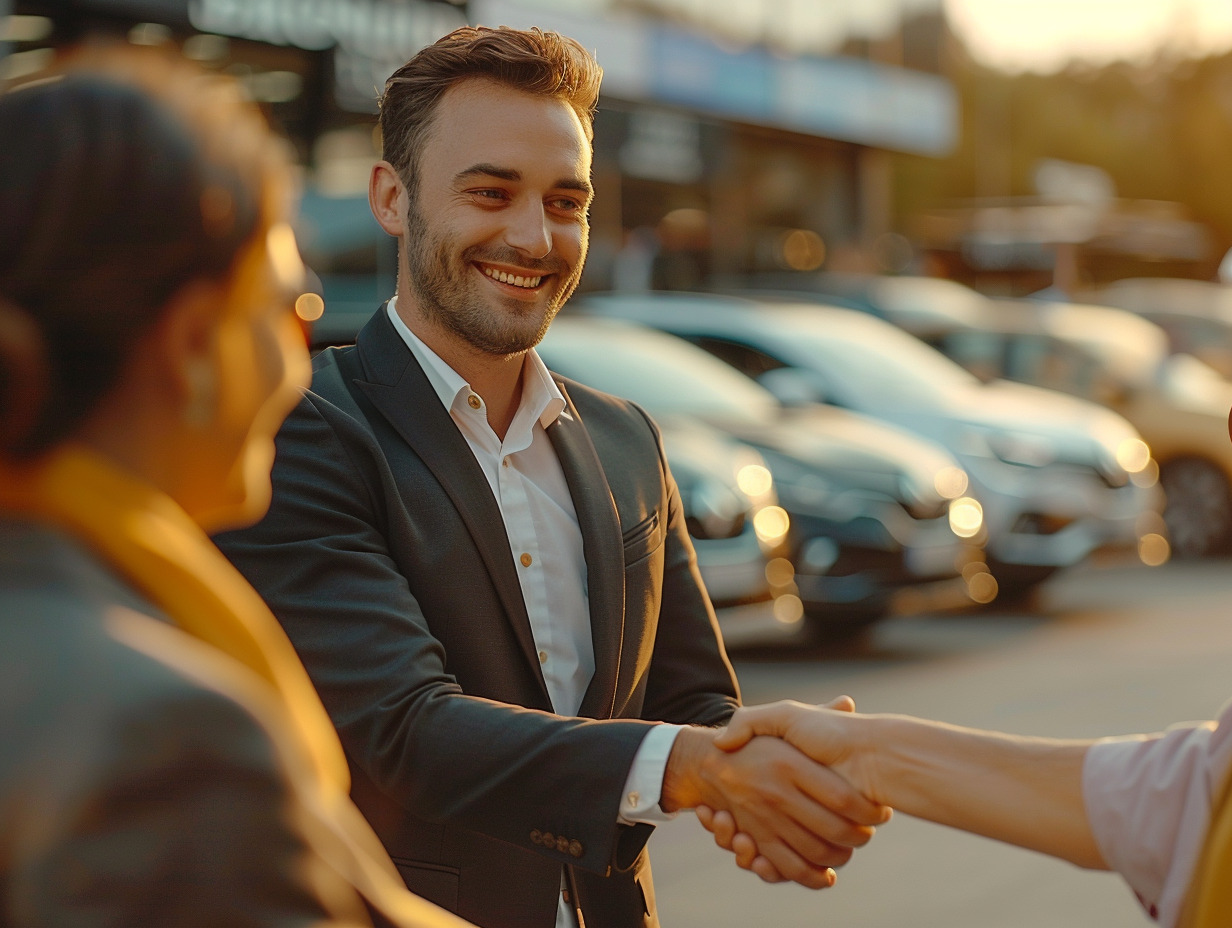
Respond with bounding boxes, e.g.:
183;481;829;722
385;297;566;430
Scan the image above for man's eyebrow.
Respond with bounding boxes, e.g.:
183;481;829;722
454;163;593;198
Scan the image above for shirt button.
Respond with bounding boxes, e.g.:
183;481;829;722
626;791;640;808
562;889;572;905
538;650;548;664
467;394;481;409
502;457;510;467
520;552;532;567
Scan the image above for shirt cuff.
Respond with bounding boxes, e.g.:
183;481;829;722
618;724;684;825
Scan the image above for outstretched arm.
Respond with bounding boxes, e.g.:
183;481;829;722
707;700;1107;875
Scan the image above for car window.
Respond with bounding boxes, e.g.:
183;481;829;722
763;313;980;407
539;322;779;423
690;337;786;379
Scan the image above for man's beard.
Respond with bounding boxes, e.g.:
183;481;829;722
403;199;585;357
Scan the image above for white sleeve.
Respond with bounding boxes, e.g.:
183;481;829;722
1083;699;1232;927
617;724;684;824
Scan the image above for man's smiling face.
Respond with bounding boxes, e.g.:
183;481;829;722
402;77;592;357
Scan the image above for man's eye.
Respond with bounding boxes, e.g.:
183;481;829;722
550;197;583;212
473;189;508;201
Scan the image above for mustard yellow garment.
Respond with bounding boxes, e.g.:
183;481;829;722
0;443;349;791
0;444;478;926
1179;771;1232;928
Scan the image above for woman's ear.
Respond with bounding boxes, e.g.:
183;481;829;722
154;279;223;428
369;160;408;237
0;299;48;457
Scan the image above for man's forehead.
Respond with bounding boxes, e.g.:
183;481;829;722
424;78;591;171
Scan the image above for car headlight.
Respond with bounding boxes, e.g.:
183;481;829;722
735;462;775;504
752;506;790;546
948;496;984;539
933;465;969;499
1114;437;1151;474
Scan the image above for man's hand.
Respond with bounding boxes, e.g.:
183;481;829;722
694;697;886;884
661;698;890;890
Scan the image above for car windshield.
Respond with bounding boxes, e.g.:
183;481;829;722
539;318;779;424
765;310;980;407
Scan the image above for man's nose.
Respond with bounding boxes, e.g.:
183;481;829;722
502;200;551;260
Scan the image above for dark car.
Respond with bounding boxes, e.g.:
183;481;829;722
538;314;988;633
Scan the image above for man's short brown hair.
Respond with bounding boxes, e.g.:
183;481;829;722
378;26;602;198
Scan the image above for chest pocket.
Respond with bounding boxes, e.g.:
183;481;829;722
621;510;661;567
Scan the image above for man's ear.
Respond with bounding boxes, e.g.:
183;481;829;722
369;161;408;237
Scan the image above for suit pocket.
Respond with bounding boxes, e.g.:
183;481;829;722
621;511;662;566
390;858;459;913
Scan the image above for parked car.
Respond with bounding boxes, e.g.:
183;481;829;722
653;419;793;616
537;315;988;632
914;297;1232;558
1081;277;1232;380
576;291;1166;595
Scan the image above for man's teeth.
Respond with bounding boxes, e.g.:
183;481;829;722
484;268;542;288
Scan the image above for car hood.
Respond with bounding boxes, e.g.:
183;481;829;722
948;378;1139;442
667;404;961;513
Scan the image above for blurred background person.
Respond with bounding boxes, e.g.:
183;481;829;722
0;44;470;928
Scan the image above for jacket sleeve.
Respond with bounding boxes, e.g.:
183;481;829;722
215;390;662;877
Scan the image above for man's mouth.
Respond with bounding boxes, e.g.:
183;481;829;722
481;265;545;289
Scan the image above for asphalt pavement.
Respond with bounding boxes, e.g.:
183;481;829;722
653;553;1232;927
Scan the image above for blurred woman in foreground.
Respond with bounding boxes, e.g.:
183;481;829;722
0;46;468;928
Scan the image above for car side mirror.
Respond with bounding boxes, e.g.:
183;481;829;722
757;367;823;406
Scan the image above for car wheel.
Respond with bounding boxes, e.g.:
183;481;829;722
1160;457;1232;558
983;562;1058;605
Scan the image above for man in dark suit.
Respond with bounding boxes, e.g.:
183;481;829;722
217;25;887;928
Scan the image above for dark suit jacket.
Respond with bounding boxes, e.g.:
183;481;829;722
0;519;400;927
216;305;741;928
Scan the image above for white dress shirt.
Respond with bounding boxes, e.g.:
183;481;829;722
387;300;681;926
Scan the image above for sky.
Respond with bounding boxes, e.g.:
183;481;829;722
946;0;1232;72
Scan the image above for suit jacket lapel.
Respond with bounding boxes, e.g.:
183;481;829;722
349;308;547;694
548;381;626;719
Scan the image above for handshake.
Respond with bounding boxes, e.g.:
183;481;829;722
662;697;1103;889
660;697;891;890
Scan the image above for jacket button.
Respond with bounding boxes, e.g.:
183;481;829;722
541;832;554;848
530;829;542;845
556;836;570;853
569;840;583;858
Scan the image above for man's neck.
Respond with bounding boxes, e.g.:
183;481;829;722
396;301;527;441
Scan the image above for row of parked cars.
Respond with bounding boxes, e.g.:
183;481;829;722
547;288;1171;636
311;265;1229;640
